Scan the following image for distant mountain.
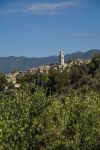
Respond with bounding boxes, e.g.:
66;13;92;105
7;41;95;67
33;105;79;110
65;49;100;60
0;49;100;74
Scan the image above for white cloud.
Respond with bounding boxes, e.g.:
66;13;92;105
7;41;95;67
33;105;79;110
0;1;80;15
27;1;79;12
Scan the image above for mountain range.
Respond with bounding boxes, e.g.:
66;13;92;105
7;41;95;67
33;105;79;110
0;49;100;74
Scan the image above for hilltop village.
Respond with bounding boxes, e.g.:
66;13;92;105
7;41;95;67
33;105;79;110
6;50;91;88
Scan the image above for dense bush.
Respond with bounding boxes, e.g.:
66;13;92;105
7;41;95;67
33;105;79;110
0;74;8;91
0;90;100;150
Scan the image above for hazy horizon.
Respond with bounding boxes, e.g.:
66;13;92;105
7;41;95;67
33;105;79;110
0;49;99;58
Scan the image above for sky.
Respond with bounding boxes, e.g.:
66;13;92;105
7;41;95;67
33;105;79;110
0;0;100;57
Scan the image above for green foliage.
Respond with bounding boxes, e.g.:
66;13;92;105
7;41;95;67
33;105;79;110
92;53;100;69
16;73;36;84
1;55;100;149
46;55;100;94
17;73;49;89
47;69;65;94
0;74;8;91
0;90;100;150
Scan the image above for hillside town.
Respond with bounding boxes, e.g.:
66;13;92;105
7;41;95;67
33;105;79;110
6;50;91;88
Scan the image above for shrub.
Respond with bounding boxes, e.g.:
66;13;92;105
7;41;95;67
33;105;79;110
0;90;100;150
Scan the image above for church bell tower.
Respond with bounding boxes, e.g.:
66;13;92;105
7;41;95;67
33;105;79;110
59;50;64;66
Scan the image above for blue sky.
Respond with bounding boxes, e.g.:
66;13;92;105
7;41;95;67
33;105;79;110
0;0;100;57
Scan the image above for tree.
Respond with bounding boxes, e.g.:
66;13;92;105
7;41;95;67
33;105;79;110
92;53;100;69
0;74;8;91
46;69;66;95
16;73;36;84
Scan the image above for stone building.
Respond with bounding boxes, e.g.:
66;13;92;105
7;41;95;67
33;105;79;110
37;65;51;74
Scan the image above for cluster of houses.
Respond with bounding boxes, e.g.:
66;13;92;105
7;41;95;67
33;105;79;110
6;50;91;88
